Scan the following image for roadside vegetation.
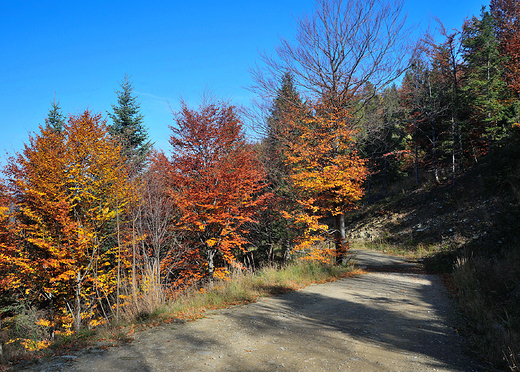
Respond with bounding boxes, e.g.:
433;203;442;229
0;258;356;366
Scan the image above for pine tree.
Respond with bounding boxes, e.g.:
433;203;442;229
45;98;65;133
107;74;152;166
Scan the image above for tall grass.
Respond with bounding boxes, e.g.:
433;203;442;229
453;248;520;370
164;259;356;321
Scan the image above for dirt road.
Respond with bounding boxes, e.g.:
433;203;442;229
19;250;486;371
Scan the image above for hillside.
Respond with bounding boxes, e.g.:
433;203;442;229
345;140;520;370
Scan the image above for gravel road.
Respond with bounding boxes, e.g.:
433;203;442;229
18;250;487;371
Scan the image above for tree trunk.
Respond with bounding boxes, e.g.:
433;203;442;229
451;117;456;185
431;124;439;183
207;248;216;287
414;128;419;185
74;272;82;332
383;157;388;195
334;213;348;265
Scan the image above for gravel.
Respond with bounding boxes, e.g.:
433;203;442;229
16;250;488;372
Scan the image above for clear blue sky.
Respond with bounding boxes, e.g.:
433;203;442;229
0;0;486;165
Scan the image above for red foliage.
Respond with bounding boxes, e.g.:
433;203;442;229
165;100;269;282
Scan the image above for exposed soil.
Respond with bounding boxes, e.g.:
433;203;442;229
15;250;487;372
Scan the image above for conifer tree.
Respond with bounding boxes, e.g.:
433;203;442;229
108;74;152;166
45;98;65;133
462;9;508;148
253;73;306;261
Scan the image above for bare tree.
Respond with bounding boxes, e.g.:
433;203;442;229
251;0;413;112
250;0;414;264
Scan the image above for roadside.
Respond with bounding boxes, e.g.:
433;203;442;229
15;250;487;372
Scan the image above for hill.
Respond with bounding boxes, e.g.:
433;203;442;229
345;140;520;370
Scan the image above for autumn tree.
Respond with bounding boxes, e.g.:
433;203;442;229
4;111;132;332
282;103;368;264
166;100;268;282
130;150;186;302
0;180;18;302
252;0;408;262
108;74;152;166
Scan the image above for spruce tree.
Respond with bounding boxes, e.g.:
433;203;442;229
462;9;508;144
107;74;152;166
45;98;65;133
265;72;305;182
252;73;306;262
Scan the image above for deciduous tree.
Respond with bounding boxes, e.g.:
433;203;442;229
167;100;268;282
4;111;132;331
252;0;412;115
282;103;368;263
490;0;520;95
251;0;409;263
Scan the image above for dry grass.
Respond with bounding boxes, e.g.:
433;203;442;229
163;259;357;321
0;258;356;367
453;248;520;370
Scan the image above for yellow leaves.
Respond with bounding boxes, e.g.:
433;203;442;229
7;338;51;351
49;270;76;283
2;110;135;334
279;102;368;261
35;318;54;327
213;267;230;281
206;238;218;247
88;317;107;329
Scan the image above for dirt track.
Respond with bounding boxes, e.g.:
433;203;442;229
18;250;486;371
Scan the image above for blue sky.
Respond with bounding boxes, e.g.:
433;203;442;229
0;0;486;165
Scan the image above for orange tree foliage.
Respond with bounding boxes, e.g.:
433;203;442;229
281;103;368;262
3;111;132;331
166;100;268;283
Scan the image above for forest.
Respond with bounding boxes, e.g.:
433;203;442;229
1;0;520;368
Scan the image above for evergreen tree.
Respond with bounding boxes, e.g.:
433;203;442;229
107;74;152;166
265;72;305;184
252;73;306;262
359;83;407;196
462;8;508;146
45;98;65;133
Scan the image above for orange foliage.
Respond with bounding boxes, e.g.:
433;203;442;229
281;103;368;261
166;100;268;282
3;111;132;330
0;181;18;295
